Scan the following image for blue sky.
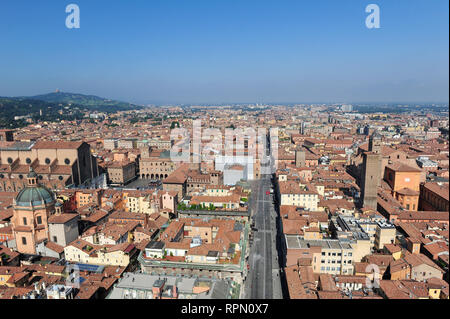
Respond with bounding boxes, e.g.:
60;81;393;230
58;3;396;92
0;0;448;104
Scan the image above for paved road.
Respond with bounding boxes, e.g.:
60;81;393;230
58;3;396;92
244;174;283;299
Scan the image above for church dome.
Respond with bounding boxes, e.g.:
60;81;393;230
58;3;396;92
14;167;55;207
15;186;55;207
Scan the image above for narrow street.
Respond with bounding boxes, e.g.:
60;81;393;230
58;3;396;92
243;133;284;299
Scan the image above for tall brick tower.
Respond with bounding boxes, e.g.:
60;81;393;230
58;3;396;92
360;132;382;210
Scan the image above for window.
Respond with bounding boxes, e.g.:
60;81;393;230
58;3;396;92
37;216;42;224
23;217;27;225
22;237;27;245
45;158;51;164
26;158;32;164
53;236;57;243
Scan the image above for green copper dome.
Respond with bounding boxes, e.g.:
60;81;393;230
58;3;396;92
15;185;55;207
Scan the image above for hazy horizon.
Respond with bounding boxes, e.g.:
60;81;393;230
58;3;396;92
1;90;449;106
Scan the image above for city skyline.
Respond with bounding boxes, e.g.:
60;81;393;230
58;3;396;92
0;0;449;104
0;0;448;305
1;89;449;106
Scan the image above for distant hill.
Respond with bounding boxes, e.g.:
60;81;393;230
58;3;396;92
21;91;140;110
0;91;142;129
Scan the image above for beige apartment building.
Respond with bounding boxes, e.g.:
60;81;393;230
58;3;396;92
103;138;118;150
285;236;355;275
126;192;158;215
118;138;138;149
147;139;172;150
278;181;320;211
374;221;396;250
64;239;137;267
205;185;232;196
125;190;177;216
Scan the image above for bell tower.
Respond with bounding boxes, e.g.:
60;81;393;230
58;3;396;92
27;167;38;186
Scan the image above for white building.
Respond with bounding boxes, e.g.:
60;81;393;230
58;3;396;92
214;155;254;184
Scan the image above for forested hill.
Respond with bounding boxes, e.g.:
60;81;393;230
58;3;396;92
0;92;141;128
24;92;139;110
